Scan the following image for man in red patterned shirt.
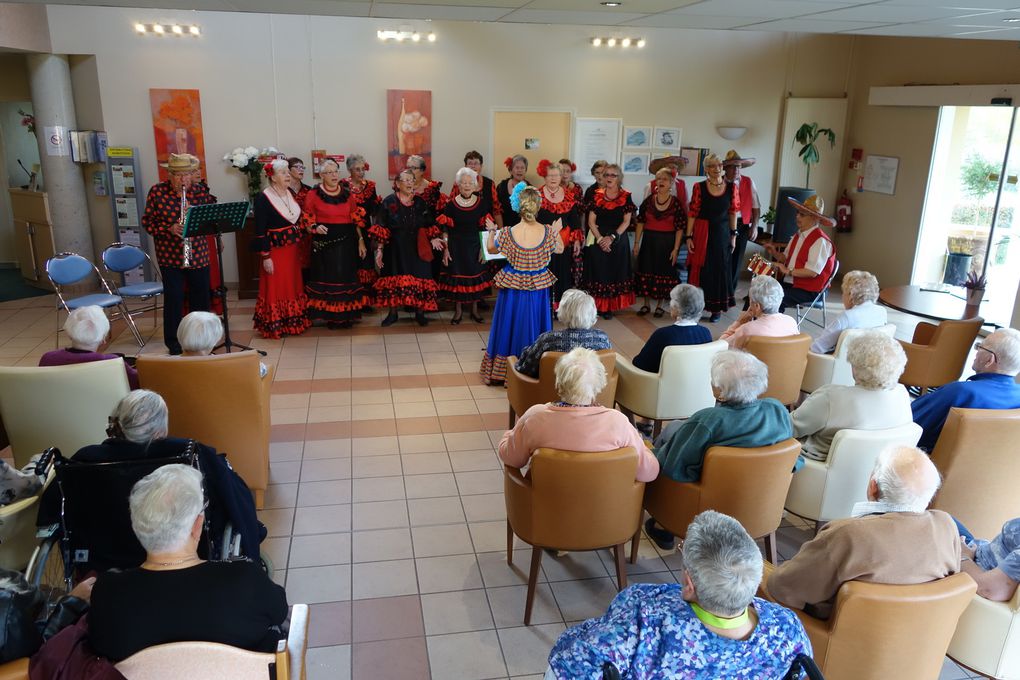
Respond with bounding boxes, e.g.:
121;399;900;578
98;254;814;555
142;153;217;354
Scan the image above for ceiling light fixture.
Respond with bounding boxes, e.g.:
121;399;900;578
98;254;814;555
152;24;165;34
134;22;146;33
590;35;644;48
637;38;645;47
601;1;622;6
135;22;201;37
189;25;200;35
378;29;436;43
171;24;183;34
621;37;631;47
1003;17;1020;22
607;37;617;46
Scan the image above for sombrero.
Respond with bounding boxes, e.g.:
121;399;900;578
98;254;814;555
722;149;755;168
161;153;200;173
787;194;836;228
648;155;689;175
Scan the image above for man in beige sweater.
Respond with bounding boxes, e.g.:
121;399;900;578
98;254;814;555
767;446;960;619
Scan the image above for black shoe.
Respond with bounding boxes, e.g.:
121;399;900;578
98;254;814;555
415;312;429;326
381;311;398;327
645;518;676;551
469;312;484;324
600;311;613;320
450;315;462;325
709;312;721;323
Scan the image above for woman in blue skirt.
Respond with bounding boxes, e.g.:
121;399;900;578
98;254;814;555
479;183;564;385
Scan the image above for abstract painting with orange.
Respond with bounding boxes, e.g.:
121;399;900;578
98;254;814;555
387;89;431;180
149;88;207;182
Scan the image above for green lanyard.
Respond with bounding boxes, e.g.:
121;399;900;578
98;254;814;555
690;602;750;630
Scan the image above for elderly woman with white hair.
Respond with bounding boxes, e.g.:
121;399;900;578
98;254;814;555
792;331;911;461
177;311;269;377
546;510;811;679
811;270;886;354
513;290;611;378
632;284;712;373
645;350;792;549
87;464;287;662
499;347;659;482
252;158;310;339
437;167;494;324
39;305;139;388
720;275;798;349
37;390;264;561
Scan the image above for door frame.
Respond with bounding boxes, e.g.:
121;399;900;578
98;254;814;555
489;107;577;180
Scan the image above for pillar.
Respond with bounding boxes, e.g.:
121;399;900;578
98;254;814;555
26;53;93;258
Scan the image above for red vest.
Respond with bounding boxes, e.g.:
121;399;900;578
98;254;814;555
735;176;755;225
788;226;835;293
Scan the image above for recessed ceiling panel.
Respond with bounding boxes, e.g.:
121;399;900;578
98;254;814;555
370;2;513;18
810;4;999;21
737;17;894;31
622;13;765;27
499;8;647;23
673;0;858;20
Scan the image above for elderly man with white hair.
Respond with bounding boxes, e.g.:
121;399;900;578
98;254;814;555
912;327;1020;451
39;305;138;388
513;290;611;378
767;446;960;619
810;270;886;354
499;347;659;482
720;276;798;350
631;284;712;374
792;331;912;461
645;350;792;550
87;465;287;662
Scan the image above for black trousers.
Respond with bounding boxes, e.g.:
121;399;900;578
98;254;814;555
162;266;211;353
730;222;753;291
779;281;819;313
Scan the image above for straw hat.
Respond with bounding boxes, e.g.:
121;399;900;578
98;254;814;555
648;155;688;175
161;153;200;173
787;194;836;228
721;150;755;168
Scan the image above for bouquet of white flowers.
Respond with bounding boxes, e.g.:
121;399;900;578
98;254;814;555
223;146;282;201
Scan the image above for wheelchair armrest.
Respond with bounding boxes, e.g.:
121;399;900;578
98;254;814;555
286;603;309;680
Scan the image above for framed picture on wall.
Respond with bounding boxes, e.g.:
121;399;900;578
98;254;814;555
622;153;650;175
623;126;652;149
654;126;681;151
678;146;708;176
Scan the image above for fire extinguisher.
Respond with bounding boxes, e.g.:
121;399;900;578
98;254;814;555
836;190;853;233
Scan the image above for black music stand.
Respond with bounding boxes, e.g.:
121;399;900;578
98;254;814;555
183;201;262;355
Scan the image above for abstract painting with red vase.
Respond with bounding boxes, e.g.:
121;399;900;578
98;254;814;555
387;89;432;180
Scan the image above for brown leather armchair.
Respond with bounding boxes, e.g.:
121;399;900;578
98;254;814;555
930;407;1020;539
504;447;643;625
505;350;618;427
634;439;801;563
0;659;28;680
136;352;273;508
898;317;983;394
744;334;812;407
767;566;976;680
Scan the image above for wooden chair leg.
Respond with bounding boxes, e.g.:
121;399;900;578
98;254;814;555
508;407;516;429
629;527;641;564
763;531;778;564
524;546;543;625
506;520;514;564
613;543;628;591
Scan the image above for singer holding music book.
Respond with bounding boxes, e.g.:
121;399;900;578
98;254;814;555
141;153;217;355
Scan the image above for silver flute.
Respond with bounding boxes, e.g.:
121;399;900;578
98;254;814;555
180;183;192;267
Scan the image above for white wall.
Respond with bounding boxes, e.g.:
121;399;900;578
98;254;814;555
45;5;852;281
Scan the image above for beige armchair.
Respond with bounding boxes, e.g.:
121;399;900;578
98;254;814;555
745;334;813;407
898;317;983;395
505;350;617;427
929;407;1020;539
801;324;897;394
137;352;273;508
0;360;130;468
614;341;727;438
948;588;1020;679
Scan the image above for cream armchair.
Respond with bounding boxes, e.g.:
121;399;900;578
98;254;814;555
614;341;726;438
948;588;1020;679
801;324;897;394
784;422;922;532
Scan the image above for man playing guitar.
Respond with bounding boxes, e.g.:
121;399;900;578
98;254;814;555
764;194;836;312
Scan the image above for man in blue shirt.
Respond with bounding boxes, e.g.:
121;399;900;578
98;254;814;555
912;328;1020;451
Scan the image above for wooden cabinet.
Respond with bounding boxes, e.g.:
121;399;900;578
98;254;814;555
234;215;260;300
9;189;55;290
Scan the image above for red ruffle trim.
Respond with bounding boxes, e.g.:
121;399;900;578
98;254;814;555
254;297;311;339
436;214;454;228
368;224;389;245
593;189;634;212
423;225;441;239
351;205;367;228
583;285;636;312
373;275;439;311
635;273;680;299
541;195;580;214
357;267;378;285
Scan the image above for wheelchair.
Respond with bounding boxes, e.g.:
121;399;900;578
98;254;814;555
26;446;243;599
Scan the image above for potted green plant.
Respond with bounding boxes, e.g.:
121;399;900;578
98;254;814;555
793;122;836;189
964;271;986;306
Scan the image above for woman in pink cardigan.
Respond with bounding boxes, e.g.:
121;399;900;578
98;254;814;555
720;275;798;350
498;347;659;482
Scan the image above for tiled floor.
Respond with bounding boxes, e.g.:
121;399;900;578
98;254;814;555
0;280;984;679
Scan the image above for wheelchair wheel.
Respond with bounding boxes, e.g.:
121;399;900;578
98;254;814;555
27;537;70;604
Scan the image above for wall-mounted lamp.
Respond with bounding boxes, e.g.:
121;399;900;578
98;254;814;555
135;22;200;36
378;29;436;42
591;36;645;48
716;126;748;140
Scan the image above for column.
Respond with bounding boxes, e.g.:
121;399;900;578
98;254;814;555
26;53;92;257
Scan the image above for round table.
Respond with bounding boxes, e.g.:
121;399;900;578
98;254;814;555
879;285;982;323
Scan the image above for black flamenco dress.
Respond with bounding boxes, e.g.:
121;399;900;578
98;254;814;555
687;180;739;314
581;188;637;313
370;194;440;312
302;184;370;324
497;178;522;227
344;178;382;291
635;194;685;300
437;195;493;303
537;188;583;309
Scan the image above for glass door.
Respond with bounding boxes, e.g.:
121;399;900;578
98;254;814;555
914;105;1019;325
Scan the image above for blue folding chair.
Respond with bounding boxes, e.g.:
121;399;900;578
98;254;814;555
102;242;163;327
45;252;144;347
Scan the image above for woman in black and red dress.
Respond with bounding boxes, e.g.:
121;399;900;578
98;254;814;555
497;155;528;226
343;154;381;300
634;167;685;317
685;153;739;322
582;163;636;320
560;158;582;204
536;160;582;313
303;159;370;329
288;157;312;270
371;169;444;327
253;159;311;338
438;168;493;324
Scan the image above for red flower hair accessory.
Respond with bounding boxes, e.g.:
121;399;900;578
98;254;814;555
263;162;275;179
503;156;513;171
536;159;552;178
363;162;370;171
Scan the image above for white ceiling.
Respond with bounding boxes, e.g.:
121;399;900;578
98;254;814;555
32;0;1020;39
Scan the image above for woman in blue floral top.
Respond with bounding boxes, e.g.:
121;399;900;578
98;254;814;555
546;511;811;679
